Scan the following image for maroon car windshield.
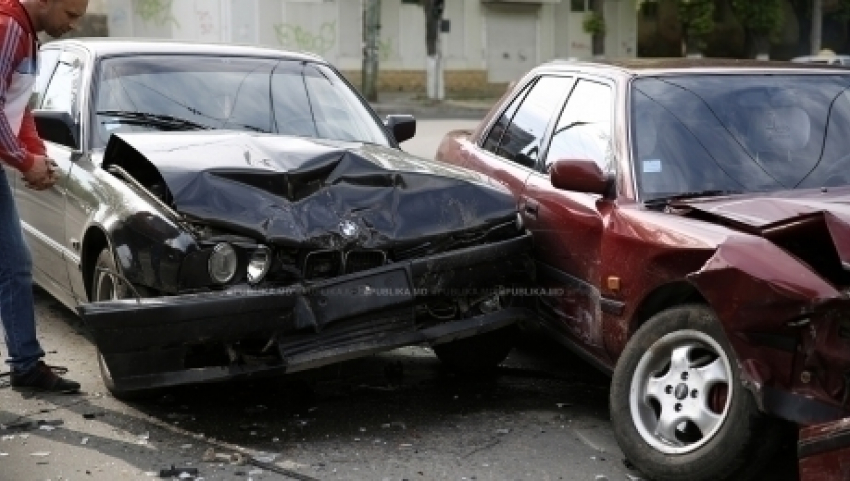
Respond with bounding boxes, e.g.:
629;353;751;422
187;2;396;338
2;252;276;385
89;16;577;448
632;74;850;202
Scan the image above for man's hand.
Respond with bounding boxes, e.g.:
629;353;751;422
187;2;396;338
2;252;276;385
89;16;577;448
22;155;58;191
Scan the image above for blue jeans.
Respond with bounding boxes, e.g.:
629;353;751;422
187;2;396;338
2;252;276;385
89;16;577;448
0;167;44;373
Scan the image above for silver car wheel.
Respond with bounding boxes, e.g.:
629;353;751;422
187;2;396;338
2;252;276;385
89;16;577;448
629;329;733;454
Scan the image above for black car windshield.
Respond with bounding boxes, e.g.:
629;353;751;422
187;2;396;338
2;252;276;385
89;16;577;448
631;74;850;202
93;55;390;148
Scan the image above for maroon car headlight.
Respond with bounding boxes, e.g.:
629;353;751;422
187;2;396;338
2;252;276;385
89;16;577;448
209;242;238;284
247;246;272;285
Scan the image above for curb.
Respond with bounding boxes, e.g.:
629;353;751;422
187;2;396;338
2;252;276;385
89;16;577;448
370;102;491;120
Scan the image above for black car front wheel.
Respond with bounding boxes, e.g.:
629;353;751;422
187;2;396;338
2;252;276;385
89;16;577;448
610;304;781;481
91;247;159;401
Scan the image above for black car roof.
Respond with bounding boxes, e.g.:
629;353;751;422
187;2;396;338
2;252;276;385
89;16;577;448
537;57;850;77
45;37;325;63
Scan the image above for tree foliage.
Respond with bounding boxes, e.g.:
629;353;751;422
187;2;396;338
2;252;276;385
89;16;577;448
731;0;784;35
677;0;715;49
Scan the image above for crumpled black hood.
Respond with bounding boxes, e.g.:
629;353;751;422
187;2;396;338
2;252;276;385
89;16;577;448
103;131;516;248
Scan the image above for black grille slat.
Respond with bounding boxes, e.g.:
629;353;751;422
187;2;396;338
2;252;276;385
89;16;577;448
345;250;386;274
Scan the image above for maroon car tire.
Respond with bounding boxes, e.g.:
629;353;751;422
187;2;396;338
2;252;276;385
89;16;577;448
609;304;782;481
432;326;516;374
92;248;161;401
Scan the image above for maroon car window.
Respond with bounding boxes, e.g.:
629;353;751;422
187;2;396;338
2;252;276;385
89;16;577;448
632;75;850;200
481;80;534;155
493;76;573;167
544;79;613;173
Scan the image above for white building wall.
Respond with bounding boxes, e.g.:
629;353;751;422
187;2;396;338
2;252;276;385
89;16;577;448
103;0;636;80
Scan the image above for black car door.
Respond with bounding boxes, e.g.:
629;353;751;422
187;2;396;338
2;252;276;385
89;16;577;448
16;48;82;304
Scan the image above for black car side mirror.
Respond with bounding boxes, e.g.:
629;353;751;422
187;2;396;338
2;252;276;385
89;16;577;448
32;110;79;150
384;114;416;143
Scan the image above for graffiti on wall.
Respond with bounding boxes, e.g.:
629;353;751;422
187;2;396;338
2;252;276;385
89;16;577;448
377;37;395;61
135;0;179;28
195;2;215;36
274;21;337;56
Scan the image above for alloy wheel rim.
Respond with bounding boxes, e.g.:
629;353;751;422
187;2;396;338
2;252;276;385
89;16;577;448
629;329;733;454
93;268;121;301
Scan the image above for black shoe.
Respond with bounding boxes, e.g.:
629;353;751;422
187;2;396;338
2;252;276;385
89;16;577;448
11;361;81;393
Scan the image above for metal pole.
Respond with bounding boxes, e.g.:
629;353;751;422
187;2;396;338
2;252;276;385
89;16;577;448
362;0;380;102
811;0;822;55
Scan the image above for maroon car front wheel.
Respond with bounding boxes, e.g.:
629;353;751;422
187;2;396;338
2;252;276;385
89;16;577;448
609;304;782;481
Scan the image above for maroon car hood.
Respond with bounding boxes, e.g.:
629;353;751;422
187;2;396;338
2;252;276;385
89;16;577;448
675;188;850;230
677;188;850;268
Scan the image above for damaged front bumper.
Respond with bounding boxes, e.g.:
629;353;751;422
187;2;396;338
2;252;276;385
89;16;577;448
79;233;533;391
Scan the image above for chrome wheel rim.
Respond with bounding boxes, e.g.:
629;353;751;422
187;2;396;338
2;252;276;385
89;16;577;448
93;267;122;301
629;329;733;454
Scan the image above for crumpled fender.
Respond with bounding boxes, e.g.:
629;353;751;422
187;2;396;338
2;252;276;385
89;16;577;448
687;235;849;423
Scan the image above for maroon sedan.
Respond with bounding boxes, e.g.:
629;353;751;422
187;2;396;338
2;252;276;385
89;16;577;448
436;59;850;481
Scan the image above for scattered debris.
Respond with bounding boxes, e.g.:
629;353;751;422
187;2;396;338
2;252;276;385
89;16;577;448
245;405;268;415
201;448;247;466
253;452;279;464
1;421;34;431
158;465;198;478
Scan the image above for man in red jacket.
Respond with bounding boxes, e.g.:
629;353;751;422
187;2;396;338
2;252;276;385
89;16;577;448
1;0;87;393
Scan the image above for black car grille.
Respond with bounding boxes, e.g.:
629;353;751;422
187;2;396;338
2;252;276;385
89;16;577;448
345;250;386;274
304;250;343;280
303;249;386;280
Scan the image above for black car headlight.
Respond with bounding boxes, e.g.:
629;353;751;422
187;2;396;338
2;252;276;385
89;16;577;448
208;242;238;284
247;246;272;285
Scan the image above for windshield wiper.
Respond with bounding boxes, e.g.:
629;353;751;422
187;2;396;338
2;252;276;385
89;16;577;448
644;190;743;206
97;110;212;131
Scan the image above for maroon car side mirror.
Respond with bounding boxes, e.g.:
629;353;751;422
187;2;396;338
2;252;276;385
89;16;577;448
550;158;614;198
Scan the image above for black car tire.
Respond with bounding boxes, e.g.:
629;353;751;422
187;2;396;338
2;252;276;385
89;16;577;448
432;326;515;374
91;247;160;401
610;304;781;481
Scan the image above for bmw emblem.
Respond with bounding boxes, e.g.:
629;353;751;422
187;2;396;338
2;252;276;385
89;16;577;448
339;220;360;239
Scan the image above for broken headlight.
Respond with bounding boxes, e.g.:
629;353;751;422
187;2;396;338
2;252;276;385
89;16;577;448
209;242;238;284
247;246;272;285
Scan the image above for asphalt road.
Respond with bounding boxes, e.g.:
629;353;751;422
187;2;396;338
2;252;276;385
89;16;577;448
1;120;799;481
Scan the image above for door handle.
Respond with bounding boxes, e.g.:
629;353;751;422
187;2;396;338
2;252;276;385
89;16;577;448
523;198;539;219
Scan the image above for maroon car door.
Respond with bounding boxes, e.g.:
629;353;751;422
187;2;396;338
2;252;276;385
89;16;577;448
464;76;575;205
522;78;615;362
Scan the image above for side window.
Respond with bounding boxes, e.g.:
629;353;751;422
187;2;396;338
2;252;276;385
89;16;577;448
31;49;60;109
544;79;613;173
41;50;84;117
482;81;533;154
496;76;574;167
